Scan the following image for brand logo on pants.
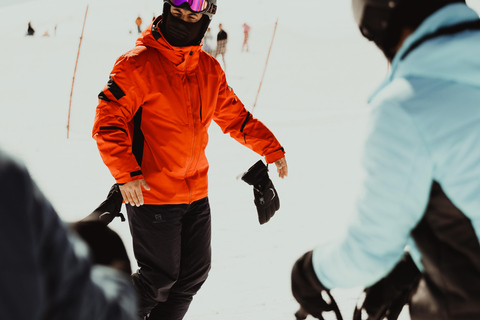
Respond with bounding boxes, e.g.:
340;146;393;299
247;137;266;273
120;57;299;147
153;214;164;223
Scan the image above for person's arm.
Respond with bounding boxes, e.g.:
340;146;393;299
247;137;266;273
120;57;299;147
312;97;432;289
291;91;433;318
93;55;150;206
92;55;145;185
0;151;137;320
212;69;287;176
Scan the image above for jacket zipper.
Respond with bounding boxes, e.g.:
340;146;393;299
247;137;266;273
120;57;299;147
198;74;203;122
184;51;196;203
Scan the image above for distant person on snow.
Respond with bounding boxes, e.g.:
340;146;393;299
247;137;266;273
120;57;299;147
215;23;227;68
92;0;288;319
136;15;143;34
0;149;137;320
242;23;250;52
26;22;35;36
291;1;480;320
202;27;213;54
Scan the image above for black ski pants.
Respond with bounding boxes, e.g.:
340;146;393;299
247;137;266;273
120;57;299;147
126;197;211;320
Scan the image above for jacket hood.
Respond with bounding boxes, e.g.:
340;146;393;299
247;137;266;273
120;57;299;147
135;16;202;72
370;3;480;101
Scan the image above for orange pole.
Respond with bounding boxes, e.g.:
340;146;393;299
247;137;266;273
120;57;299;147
67;5;89;139
252;18;278;113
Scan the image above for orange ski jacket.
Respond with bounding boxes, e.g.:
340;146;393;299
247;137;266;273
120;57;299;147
93;17;285;205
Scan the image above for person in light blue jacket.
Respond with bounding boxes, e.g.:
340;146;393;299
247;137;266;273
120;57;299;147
0;148;138;320
291;1;480;319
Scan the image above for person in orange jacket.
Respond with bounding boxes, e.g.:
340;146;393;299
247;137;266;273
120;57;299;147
92;0;287;319
135;15;143;34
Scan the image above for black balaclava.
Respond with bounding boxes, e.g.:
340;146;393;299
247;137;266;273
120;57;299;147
160;3;210;47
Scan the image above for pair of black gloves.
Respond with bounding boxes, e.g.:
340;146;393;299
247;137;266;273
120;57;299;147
291;251;421;320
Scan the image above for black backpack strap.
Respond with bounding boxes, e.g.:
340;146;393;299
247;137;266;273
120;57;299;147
401;19;480;60
410;181;480;318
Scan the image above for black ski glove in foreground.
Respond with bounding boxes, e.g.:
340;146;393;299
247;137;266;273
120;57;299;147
353;252;421;320
291;251;343;320
71;220;132;275
81;184;125;225
241;160;280;225
71;184;131;274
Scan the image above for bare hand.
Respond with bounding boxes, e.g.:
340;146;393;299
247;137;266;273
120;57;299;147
274;157;288;179
118;179;150;207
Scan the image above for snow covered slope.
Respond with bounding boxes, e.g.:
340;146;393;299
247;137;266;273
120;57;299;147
1;0;479;319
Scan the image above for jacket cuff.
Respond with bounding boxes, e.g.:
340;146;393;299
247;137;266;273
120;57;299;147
265;147;285;164
115;171;144;184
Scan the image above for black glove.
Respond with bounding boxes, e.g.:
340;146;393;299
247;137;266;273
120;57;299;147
241;160;280;225
81;184;125;225
291;251;343;320
70;220;132;275
353;252;421;320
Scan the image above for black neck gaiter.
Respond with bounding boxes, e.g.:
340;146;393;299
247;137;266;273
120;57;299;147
161;11;205;47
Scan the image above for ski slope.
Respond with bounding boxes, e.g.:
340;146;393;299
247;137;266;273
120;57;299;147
1;0;479;319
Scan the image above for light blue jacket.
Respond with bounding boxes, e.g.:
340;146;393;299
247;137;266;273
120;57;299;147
0;150;137;320
312;3;480;289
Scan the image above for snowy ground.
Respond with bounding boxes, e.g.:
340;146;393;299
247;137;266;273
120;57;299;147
1;0;480;319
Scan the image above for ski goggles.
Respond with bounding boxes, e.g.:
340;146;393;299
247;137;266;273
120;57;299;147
166;0;217;16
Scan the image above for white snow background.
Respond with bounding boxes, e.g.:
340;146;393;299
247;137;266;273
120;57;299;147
1;0;480;319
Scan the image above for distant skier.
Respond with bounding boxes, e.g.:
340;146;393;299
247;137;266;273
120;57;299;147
135;15;143;34
242;23;250;52
92;0;288;319
291;1;480;320
202;27;213;54
26;22;35;36
215;23;227;68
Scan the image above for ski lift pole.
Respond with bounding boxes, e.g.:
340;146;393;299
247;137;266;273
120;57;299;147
251;18;278;113
67;4;89;139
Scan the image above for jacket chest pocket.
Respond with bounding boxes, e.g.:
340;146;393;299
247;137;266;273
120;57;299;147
199;96;215;124
149;75;189;126
196;76;216;124
150;94;189;126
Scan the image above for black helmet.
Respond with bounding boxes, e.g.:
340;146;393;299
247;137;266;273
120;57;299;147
164;0;217;19
352;0;465;56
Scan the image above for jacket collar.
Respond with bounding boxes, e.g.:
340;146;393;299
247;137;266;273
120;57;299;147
136;16;201;73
